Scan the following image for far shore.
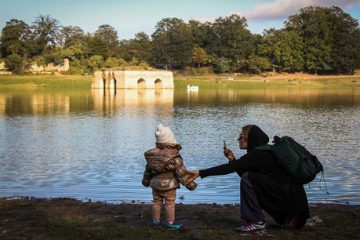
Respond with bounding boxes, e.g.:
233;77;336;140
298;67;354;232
0;72;359;89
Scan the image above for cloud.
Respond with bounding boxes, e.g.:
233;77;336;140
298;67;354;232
239;0;360;20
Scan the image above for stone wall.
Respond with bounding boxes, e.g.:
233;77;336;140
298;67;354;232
30;59;69;73
0;61;5;71
92;70;174;89
0;59;69;74
0;61;12;75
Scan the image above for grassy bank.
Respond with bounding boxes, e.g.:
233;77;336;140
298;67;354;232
0;197;359;240
174;74;360;89
0;73;359;90
0;75;92;89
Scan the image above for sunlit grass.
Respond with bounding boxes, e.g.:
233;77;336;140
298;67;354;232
174;76;360;89
1;74;359;90
0;75;92;89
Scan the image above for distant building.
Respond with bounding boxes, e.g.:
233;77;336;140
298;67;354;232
92;70;174;89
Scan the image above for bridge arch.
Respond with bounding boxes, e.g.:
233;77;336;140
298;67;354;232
154;79;163;88
92;70;174;89
137;78;146;88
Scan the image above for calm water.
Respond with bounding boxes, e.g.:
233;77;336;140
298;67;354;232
0;87;359;204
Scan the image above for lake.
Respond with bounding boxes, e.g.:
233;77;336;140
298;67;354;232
0;86;359;204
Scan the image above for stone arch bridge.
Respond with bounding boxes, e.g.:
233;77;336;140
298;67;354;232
92;70;174;89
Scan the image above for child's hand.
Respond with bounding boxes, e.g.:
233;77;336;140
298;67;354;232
186;181;197;190
142;179;150;187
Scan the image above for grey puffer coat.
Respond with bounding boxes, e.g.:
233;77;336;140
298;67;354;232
142;144;197;191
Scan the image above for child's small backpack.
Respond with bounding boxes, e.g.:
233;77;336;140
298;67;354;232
255;136;324;184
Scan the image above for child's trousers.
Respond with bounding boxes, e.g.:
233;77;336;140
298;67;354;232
152;188;177;223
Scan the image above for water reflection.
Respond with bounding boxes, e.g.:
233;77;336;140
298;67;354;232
0;92;71;116
0;89;174;116
92;88;174;110
177;88;360;106
0;87;359;204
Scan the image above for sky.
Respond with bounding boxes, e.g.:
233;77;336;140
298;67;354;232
0;0;360;40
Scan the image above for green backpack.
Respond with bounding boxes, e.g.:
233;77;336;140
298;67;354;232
255;136;324;184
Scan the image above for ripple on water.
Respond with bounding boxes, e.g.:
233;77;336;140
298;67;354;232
0;89;359;204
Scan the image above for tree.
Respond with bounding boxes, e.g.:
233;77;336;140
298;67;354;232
285;7;333;74
85;35;108;59
94;24;119;58
246;54;271;74
285;6;360;74
60;25;86;48
32;15;61;54
43;47;64;66
0;19;32;58
88;55;104;71
125;32;152;63
104;57;127;69
151;18;193;69
326;6;360;74
191;46;210;67
213;57;231;73
259;28;303;72
208;14;254;72
188;20;211;48
61;44;85;62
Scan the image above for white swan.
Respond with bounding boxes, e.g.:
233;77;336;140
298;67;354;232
187;85;199;91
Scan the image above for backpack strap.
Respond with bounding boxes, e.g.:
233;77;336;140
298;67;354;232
253;144;272;151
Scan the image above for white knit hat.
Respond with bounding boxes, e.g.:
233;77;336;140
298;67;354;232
155;123;177;144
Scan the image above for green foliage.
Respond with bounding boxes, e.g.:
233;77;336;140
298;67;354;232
88;55;104;71
247;54;272;74
213;57;231;73
4;54;24;73
208;14;254;72
151;18;193;69
33;55;45;66
41;47;64;66
191;46;210;67
0;6;359;75
86;35;109;59
67;65;86;75
94;24;119;58
104;57;127;69
188;20;211;48
125;32;153;63
285;6;360;74
32;14;61;54
60;25;86;48
138;61;150;70
327;6;360;74
259;29;304;72
0;19;32;58
61;45;85;62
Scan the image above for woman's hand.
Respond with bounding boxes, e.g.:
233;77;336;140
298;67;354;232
224;148;235;161
187;170;200;182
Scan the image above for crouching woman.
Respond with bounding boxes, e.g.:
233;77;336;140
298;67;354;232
189;125;309;233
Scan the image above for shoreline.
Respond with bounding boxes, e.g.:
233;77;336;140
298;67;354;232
0;195;355;206
1;197;359;239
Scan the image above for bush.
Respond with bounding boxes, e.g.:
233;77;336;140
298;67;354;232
66;65;86;75
4;54;24;74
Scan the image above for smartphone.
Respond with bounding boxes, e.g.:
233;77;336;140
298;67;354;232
223;140;227;150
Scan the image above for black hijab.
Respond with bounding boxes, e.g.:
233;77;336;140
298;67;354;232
247;125;269;150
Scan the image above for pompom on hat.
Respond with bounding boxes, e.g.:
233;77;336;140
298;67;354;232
155;123;177;144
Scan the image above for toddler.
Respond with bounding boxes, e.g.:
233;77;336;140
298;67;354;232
142;123;197;230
